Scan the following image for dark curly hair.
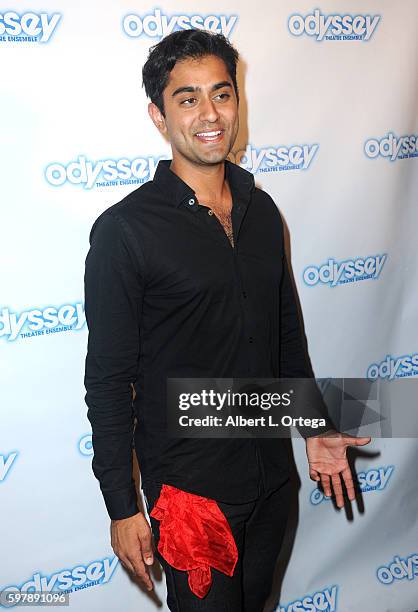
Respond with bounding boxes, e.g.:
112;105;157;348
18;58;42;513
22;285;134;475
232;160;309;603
142;29;239;116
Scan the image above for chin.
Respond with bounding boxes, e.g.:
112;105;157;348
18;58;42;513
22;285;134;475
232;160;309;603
198;150;229;165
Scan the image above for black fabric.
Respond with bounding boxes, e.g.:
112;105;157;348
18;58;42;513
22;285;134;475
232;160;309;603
84;159;314;520
142;477;292;612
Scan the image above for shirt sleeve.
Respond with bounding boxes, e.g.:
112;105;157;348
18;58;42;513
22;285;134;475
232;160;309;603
279;249;314;378
84;211;144;520
279;234;335;437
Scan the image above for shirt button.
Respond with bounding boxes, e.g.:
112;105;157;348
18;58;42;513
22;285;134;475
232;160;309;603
208;209;214;216
242;291;247;298
249;337;254;343
188;198;195;206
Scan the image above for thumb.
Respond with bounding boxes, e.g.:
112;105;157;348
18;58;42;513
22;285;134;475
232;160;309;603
350;436;371;446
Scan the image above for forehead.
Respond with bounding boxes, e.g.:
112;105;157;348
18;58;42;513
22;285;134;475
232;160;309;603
166;54;230;90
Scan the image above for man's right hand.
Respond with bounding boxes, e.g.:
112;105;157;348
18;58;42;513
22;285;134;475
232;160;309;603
110;511;155;591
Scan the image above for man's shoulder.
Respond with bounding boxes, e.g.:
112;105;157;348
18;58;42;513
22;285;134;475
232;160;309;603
253;184;278;205
87;179;159;245
252;183;283;224
90;179;159;227
100;179;157;219
226;159;282;217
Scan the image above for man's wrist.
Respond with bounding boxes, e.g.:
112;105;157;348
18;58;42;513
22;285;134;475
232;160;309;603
102;484;139;520
111;510;142;523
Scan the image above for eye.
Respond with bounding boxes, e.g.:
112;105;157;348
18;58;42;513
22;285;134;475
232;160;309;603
180;97;197;106
215;92;231;101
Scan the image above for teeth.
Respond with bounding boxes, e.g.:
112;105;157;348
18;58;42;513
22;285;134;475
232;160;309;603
196;130;222;137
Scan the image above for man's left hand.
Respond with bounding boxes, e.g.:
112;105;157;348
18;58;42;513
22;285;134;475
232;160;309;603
306;431;371;508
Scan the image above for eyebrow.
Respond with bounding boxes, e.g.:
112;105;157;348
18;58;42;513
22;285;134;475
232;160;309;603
171;81;232;98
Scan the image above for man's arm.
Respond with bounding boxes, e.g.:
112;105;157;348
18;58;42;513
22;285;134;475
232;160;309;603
84;211;155;589
277;218;370;507
84;211;143;520
279;248;314;379
279;247;334;436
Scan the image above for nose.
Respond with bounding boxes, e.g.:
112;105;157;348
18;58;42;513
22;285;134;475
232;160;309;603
199;95;220;123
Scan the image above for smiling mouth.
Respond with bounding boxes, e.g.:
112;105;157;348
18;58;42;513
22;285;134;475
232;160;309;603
194;130;224;143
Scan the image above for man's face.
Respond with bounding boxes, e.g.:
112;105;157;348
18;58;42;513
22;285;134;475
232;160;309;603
149;54;239;167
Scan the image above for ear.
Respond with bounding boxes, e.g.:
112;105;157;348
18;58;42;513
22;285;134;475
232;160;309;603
148;102;167;136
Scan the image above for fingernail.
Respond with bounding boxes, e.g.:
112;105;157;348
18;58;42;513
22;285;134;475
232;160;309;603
145;556;154;565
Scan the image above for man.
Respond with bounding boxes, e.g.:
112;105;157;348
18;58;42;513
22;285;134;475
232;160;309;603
84;29;370;611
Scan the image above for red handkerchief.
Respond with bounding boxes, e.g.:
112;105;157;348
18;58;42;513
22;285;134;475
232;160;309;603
150;484;238;598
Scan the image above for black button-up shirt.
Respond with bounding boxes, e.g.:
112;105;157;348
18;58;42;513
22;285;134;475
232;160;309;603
84;159;314;520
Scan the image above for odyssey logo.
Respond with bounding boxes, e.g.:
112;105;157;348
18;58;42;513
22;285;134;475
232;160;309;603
0;303;85;342
229;143;319;174
367;352;418;381
377;553;418;585
78;434;93;457
45;154;167;189
303;254;386;287
364;132;418;162
122;9;237;39
310;465;394;505
0;452;19;483
277;585;338;612
0;556;119;603
288;9;380;41
0;12;61;43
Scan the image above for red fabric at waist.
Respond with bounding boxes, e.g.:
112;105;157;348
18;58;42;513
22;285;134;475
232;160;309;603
150;483;238;598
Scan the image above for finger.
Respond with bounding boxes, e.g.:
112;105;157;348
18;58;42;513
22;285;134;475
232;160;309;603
341;467;356;501
354;436;371;446
139;532;154;566
130;556;154;591
309;469;320;481
119;554;135;575
321;474;332;497
344;436;371;447
331;474;344;508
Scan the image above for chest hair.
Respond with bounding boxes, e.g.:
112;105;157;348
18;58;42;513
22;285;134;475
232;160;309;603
212;208;234;247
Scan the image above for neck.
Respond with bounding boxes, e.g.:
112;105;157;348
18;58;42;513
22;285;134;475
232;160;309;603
170;156;229;206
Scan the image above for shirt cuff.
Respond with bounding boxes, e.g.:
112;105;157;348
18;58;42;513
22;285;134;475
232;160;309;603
102;485;139;520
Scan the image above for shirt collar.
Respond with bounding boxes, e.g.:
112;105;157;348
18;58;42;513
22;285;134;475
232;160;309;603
152;158;255;208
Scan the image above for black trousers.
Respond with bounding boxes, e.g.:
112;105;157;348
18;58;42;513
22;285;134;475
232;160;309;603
141;477;291;612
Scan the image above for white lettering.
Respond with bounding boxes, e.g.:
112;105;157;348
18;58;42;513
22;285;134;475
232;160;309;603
0;12;61;42
288;9;380;41
0;452;18;481
122;9;237;39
